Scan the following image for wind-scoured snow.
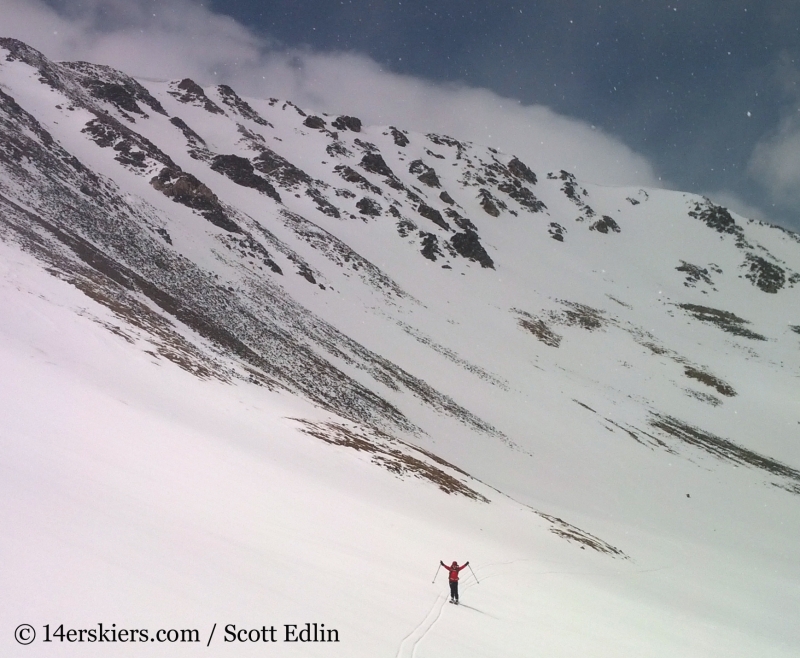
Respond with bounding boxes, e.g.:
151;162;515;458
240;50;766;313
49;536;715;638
1;38;799;656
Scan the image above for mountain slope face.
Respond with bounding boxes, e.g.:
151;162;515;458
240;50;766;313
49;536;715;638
2;39;800;656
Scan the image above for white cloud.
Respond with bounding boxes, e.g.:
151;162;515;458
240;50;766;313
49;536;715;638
748;115;800;210
745;51;800;226
235;51;659;187
2;0;660;187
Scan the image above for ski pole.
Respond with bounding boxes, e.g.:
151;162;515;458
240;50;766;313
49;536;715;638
432;564;441;583
468;563;480;584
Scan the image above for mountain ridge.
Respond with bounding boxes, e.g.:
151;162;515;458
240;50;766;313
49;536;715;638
2;37;800;656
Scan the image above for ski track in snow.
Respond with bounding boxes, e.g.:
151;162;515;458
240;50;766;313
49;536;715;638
397;560;674;657
396;592;448;658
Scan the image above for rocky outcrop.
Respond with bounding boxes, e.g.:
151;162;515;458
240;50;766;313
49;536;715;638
417;204;451;230
211;154;281;203
169;78;225;115
450;231;494;269
216;85;270;126
590;216;621;234
151;167;241;232
332;115;362;132
360;153;395;178
357;197;382;216
303;115;327;130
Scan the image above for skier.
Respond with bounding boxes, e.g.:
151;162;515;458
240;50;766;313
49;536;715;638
440;560;469;604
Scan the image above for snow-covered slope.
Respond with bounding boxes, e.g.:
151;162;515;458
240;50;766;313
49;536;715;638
1;38;799;656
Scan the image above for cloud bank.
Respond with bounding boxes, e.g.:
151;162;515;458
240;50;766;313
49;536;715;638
745;53;800;224
2;0;660;189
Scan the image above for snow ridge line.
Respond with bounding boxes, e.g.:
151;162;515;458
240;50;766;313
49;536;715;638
396;592;448;658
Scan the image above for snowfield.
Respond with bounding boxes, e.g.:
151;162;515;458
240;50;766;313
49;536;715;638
1;38;799;656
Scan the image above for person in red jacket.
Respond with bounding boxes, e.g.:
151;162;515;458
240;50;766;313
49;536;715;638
440;560;469;603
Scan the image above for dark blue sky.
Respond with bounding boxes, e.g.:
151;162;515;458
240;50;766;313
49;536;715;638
209;0;800;227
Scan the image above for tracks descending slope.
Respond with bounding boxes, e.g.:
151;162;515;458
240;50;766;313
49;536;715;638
396;593;448;658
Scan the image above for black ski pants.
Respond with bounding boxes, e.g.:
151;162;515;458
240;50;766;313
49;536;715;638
449;580;459;601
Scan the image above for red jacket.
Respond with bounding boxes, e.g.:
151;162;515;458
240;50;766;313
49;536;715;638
441;561;468;581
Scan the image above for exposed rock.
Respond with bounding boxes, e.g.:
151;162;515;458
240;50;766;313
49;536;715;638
297;263;316;283
360;152;395;178
396;218;417;237
306;189;341;218
356;197;382;217
88;82;144;117
650;414;800;489
210;154;281;203
516;311;562;347
497;180;546;212
418;168;441;188
478;189;501;217
354;138;379;153
743;254;785;293
536;511;628;558
216;85;269;126
334;165;382;194
685;389;722;407
450;230;494;268
684;366;736;397
82;114;175;170
326;141;352;158
553;170;586;204
689;200;739;235
293;420;489;500
235;123;267;150
303;115;327;130
678;304;766;341
444;209;476;232
439;191;455;205
169;117;206;146
254;148;314;188
557;301;606;331
590;216;621;234
419;232;442;261
676;261;713;287
408;160;427;175
169;78;225;115
1;38;72;95
280;100;306;117
155;228;172;245
548;223;566;242
507;156;537;185
417;204;451;230
61;60;168;117
151;167;241;233
390;126;409;147
427;133;466;158
332;115;362;132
